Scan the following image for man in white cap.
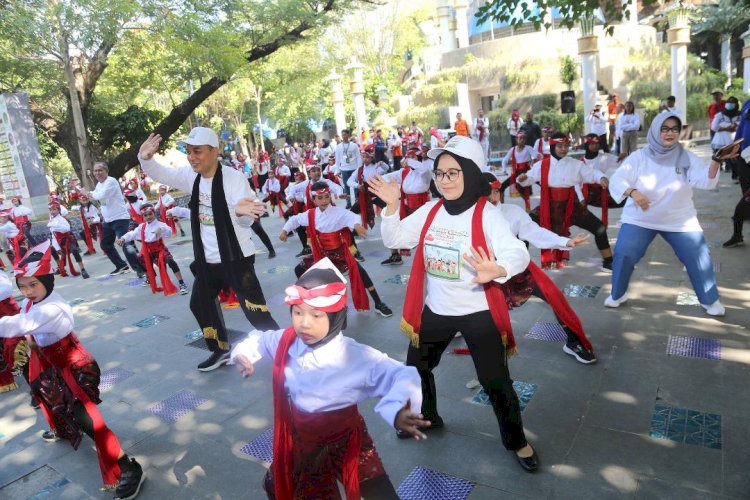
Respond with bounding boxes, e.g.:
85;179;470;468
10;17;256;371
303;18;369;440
138;128;279;371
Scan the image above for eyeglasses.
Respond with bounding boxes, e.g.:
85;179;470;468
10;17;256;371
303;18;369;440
433;169;462;182
660;126;681;134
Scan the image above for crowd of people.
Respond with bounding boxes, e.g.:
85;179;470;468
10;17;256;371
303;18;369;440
0;92;743;498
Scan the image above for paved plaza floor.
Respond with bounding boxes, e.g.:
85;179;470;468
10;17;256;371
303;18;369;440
1;144;748;499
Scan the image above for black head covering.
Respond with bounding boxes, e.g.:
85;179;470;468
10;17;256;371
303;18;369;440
291;267;347;348
550;132;568;160
583;133;600;159
435;151;490;215
16;274;55;303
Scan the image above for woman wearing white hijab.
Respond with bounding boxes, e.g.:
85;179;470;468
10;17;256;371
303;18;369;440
606;113;739;316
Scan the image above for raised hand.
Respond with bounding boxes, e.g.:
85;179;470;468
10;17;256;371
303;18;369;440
463;245;507;284
367;174;400;206
139;133;162;161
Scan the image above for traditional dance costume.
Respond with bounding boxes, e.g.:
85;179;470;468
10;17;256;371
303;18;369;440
11;200;35;245
230;259;421;499
79;199;101;254
0;213;27;265
348;160;387;229
157;191;179;235
48;210;83;277
120;217;181;296
578;146;623;227
262;177;286;216
0;272;26;393
501;143;540;211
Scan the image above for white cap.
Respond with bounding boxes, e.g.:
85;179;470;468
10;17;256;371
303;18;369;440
177;127;219;148
427;135;485;170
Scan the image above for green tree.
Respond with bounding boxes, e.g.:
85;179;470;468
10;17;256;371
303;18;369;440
559;55;578;90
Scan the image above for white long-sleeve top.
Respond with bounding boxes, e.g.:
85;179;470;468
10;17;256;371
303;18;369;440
500;203;570;250
168;206;190;219
533;138;550;155
381;159;432;194
334;141;362;172
608;148;718;232
0;220;19;238
0;292;74;347
90;176;130;222
274;165;291;177
283;206;359;234
501;145;540;171
286;178;343;202
575;153;619;201
230;329;422;427
139;156;259;263
347;163;387;188
0;272;12;301
81;204;101;224
506;117;522;136
47;214;71;235
710;112;740;149
619;113;641;133
11;205;32;219
380;200;530;316
586;111;608;135
120;220;174;243
262;178;282;195
518;156;606;188
473;117;490;141
157;193;176;210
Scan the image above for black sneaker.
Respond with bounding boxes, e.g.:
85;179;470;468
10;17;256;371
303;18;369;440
110;266;130;276
268;250;276;259
141;278;150;287
374;302;393;318
42;429;61;442
722;235;744;248
354;251;365;263
380;255;403;266
397;414;444;439
600;260;613;273
563;340;597;364
81;269;90;280
30;395;41;409
180;231;186;237
114;456;144;500
197;351;230;372
179;284;188;295
83;251;94;256
296;247;312;257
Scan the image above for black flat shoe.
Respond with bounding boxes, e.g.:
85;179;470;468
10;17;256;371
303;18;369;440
514;446;539;472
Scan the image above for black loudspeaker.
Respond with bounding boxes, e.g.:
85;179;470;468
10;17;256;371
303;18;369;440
561;91;576;114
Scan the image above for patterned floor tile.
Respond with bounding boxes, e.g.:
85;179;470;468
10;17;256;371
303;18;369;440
471;381;537;412
563;284;601;298
396;466;475;500
265;265;291;275
28;478;71;499
367;249;392;259
240;427;274;463
99;367;135;391
526;322;567;342
184;330;203;341
149;389;208;423
675;291;700;306
125;278;147;286
187;329;248;350
133;315;170;328
666;335;721;360
96;275;117;282
649;403;722;449
68;298;86;307
384;274;410;285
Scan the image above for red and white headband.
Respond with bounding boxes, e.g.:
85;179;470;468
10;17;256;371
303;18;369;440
284;258;348;312
14;240;53;278
311;186;331;197
549;137;570;145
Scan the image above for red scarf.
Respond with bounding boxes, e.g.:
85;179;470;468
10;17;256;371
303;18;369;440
306;209;369;311
159;196;177;235
128;202;143;224
398;167;412;219
400;198;516;353
539;157;574;267
139;224;178;296
80;207;96;254
54;232;80;277
8;232;25;266
357;167;374;228
0;297;21;392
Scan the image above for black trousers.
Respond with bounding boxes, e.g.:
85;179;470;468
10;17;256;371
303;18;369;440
530;204;610;251
406;306;527;451
189;256;279;352
251;219;274;252
732;155;750;223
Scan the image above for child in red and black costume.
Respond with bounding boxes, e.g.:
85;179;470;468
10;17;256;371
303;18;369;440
77;193;101;256
0;272;28;394
348;146;388;230
0;241;145;499
0;208;28;265
116;204;188;296
261;169;287;217
156;185;186;237
500;131;542;211
47;202;90;279
230;258;427;499
10;195;36;246
276;182;393;318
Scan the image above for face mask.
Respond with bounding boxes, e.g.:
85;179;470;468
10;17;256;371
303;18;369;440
725;103;736;111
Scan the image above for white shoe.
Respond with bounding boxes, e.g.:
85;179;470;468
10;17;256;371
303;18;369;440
604;293;628;308
701;300;725;317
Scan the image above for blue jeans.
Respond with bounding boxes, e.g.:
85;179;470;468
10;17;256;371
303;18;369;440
340;169;355;208
611;223;719;305
101;218;143;272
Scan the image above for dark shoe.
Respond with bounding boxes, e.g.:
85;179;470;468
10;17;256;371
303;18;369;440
180;231;186;237
397;415;444;439
42;429;61;442
30;395;41;409
137;273;145;279
83;251;93;256
114;456;145;499
380;255;403;266
600;259;613;272
296;247;312;257
197;351;230;372
110;266;130;276
722;234;744;248
81;269;90;280
268;250;276;259
374;302;393;318
514;445;539;472
354;251;365;263
141;278;150;287
563;340;597;364
179;284;188;295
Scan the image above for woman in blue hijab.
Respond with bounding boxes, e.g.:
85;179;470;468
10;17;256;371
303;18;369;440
605;113;739;316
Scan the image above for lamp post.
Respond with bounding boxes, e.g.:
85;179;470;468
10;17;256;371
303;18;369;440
666;3;691;124
345;57;367;137
578;14;598;131
328;69;347;136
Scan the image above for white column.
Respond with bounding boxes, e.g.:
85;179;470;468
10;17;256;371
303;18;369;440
578;16;598;133
345;57;367;135
437;1;456;53
667;8;691;124
721;34;732;87
624;0;638;25
742;29;750;93
454;0;469;48
327;70;347;136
